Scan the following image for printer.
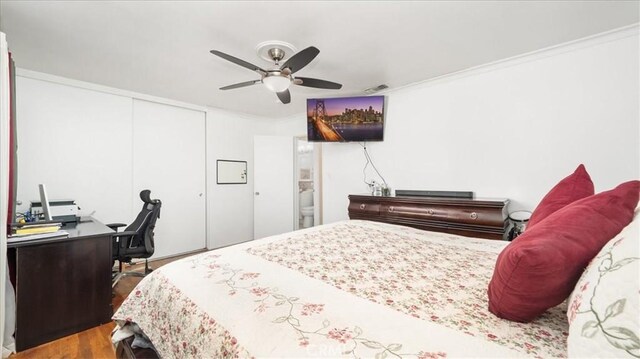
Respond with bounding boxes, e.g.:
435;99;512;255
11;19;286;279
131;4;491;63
30;199;79;223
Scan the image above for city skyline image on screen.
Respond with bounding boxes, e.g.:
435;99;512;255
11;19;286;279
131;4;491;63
306;96;384;142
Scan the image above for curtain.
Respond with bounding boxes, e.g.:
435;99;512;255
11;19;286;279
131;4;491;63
0;31;15;357
6;47;15;239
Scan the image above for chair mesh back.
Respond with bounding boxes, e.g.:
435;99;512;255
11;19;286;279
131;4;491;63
124;196;161;253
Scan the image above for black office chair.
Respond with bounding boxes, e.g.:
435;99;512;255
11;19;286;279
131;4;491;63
108;190;161;288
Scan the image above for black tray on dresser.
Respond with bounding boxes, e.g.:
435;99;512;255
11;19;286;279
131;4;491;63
348;194;509;240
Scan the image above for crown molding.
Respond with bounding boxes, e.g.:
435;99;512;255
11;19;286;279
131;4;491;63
384;23;639;95
15;68;208;113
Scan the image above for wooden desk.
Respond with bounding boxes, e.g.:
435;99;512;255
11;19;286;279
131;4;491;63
8;217;114;351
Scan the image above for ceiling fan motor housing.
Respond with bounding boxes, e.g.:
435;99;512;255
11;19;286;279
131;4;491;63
268;48;286;63
255;40;297;63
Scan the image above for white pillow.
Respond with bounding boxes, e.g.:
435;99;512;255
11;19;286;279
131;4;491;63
567;210;640;358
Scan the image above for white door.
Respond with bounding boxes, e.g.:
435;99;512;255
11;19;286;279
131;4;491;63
254;136;294;239
132;99;206;258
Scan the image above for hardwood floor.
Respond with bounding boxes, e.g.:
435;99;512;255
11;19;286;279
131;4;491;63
10;251;205;359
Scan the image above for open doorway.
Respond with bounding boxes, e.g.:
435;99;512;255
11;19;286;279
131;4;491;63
294;137;322;230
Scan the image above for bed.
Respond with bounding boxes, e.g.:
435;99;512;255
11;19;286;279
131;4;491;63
113;167;640;359
112;220;569;358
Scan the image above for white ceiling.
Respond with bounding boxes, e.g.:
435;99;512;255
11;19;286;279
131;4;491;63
1;1;638;119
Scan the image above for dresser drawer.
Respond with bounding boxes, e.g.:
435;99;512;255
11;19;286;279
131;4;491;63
348;194;509;240
379;203;504;227
348;200;380;217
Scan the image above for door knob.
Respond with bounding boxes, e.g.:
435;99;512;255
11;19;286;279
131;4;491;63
199;193;203;197
255;192;260;195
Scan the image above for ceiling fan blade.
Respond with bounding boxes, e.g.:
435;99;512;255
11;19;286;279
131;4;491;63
276;89;291;104
220;80;261;90
280;46;320;74
294;77;342;90
210;50;266;75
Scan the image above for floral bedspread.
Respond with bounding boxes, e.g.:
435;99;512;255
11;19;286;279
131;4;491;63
113;220;568;358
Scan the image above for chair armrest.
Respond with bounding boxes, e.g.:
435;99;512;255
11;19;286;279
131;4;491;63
112;230;138;238
107;223;127;231
113;230;139;251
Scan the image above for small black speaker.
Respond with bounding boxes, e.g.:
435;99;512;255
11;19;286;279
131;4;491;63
395;190;474;199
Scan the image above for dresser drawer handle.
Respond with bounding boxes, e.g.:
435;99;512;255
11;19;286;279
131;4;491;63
388;206;394;212
470;212;478;220
359;204;366;210
427;209;434;215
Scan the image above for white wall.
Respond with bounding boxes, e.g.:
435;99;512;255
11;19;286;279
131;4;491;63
275;115;306;137
206;108;273;249
276;28;640;224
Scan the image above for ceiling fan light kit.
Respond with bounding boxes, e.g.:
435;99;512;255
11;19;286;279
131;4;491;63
210;42;343;104
262;74;290;92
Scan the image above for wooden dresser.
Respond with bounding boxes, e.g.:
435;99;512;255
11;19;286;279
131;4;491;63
348;194;509;240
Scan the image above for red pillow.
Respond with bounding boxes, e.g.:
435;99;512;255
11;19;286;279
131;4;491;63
488;180;639;322
527;164;594;228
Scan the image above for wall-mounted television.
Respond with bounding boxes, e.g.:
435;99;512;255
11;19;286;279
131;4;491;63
306;95;384;142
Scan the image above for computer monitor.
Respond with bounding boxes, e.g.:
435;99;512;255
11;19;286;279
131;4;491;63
38;184;53;221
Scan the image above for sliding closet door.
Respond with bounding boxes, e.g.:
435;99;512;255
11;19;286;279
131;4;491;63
132;99;206;258
16;77;133;224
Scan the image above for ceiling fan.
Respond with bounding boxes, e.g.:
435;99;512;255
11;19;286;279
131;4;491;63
210;46;342;104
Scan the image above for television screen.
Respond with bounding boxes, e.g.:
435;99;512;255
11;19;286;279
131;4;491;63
307;95;384;142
